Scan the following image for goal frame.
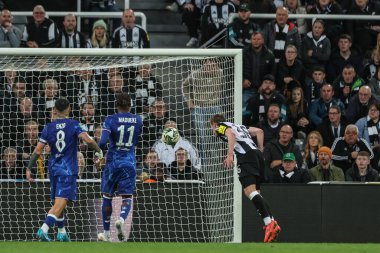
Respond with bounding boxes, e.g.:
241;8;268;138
0;48;243;243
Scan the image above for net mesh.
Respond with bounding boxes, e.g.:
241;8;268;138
0;53;236;242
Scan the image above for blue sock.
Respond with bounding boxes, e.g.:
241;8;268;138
102;196;112;231
56;217;64;229
120;198;132;221
44;214;57;228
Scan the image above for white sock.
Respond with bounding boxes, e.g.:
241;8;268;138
58;227;66;234
264;217;272;226
104;230;110;237
248;191;260;200
41;223;49;233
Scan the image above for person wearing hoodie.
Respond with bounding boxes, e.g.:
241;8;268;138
345;151;379;181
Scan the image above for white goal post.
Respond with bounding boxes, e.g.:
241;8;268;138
0;48;242;242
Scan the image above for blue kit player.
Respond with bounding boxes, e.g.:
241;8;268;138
97;93;143;242
27;99;103;242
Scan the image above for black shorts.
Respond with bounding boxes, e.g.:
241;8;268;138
236;149;265;189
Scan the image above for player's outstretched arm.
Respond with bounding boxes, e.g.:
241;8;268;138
224;128;236;169
248;127;264;151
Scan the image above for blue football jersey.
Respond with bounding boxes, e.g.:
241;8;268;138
101;112;142;165
39;118;85;176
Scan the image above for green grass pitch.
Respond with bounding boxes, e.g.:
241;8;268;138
0;242;379;253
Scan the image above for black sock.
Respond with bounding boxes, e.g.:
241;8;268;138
251;194;271;220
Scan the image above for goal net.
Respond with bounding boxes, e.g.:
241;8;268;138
0;49;242;242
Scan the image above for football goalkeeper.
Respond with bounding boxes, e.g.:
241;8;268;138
97;93;143;242
28;98;103;242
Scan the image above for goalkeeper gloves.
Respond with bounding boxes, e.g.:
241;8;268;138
95;150;104;160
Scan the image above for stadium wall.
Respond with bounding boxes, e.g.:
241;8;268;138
242;184;380;243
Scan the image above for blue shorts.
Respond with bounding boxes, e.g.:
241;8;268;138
50;175;77;201
101;160;136;196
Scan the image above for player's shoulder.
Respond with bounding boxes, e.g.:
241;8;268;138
216;121;232;135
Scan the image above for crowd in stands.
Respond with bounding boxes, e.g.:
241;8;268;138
1;1;380;182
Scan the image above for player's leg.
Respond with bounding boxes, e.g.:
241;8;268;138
115;194;133;241
115;166;136;241
98;193;113;242
98;166;115;242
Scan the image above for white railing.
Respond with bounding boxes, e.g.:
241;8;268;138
12;11;147;31
229;13;380;23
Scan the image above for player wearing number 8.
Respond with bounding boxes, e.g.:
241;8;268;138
97;93;143;242
27;98;103;242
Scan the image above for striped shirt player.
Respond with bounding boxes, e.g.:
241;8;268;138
210;114;281;243
28;98;103;242
112;9;150;48
97;93;143;242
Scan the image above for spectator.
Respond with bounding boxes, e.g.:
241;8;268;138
346;0;380;53
333;64;365;107
200;0;236;47
242;32;276;123
226;3;260;48
168;148;202;180
101;73;126;117
263;6;301;63
16;120;42;178
368;65;380;101
363;48;380;84
112;9;150;48
308;0;343;46
86;19;110;48
65;64;102;117
309;83;345;126
284;0;308;37
283;85;310;137
181;0;203;47
345;151;379;181
152;127;200;170
331;124;374;173
309;146;345;181
127;64;163;117
257;103;284;146
36;78;60;119
246;74;285;126
248;0;276;29
355;102;380;169
317;105;348;148
302;131;323;169
77;151;86;179
59;14;86;48
275;44;305;95
263;124;303;173
268;152;311;183
304;66;327;105
0;9;22;47
346;85;378;124
139;150;164;176
301;19;331;76
0;147;24;180
326;34;364;83
182;58;224;153
22;5;58;48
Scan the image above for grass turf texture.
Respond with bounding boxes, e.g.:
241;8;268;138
0;242;379;253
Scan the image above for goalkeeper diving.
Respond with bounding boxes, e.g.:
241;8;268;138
27;98;103;242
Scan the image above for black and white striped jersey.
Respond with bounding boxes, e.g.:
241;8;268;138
216;122;258;154
111;25;150;48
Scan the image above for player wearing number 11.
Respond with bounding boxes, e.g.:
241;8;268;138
210;114;281;243
97;93;143;242
27;98;103;242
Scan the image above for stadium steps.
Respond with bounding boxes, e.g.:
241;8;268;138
130;0;189;48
